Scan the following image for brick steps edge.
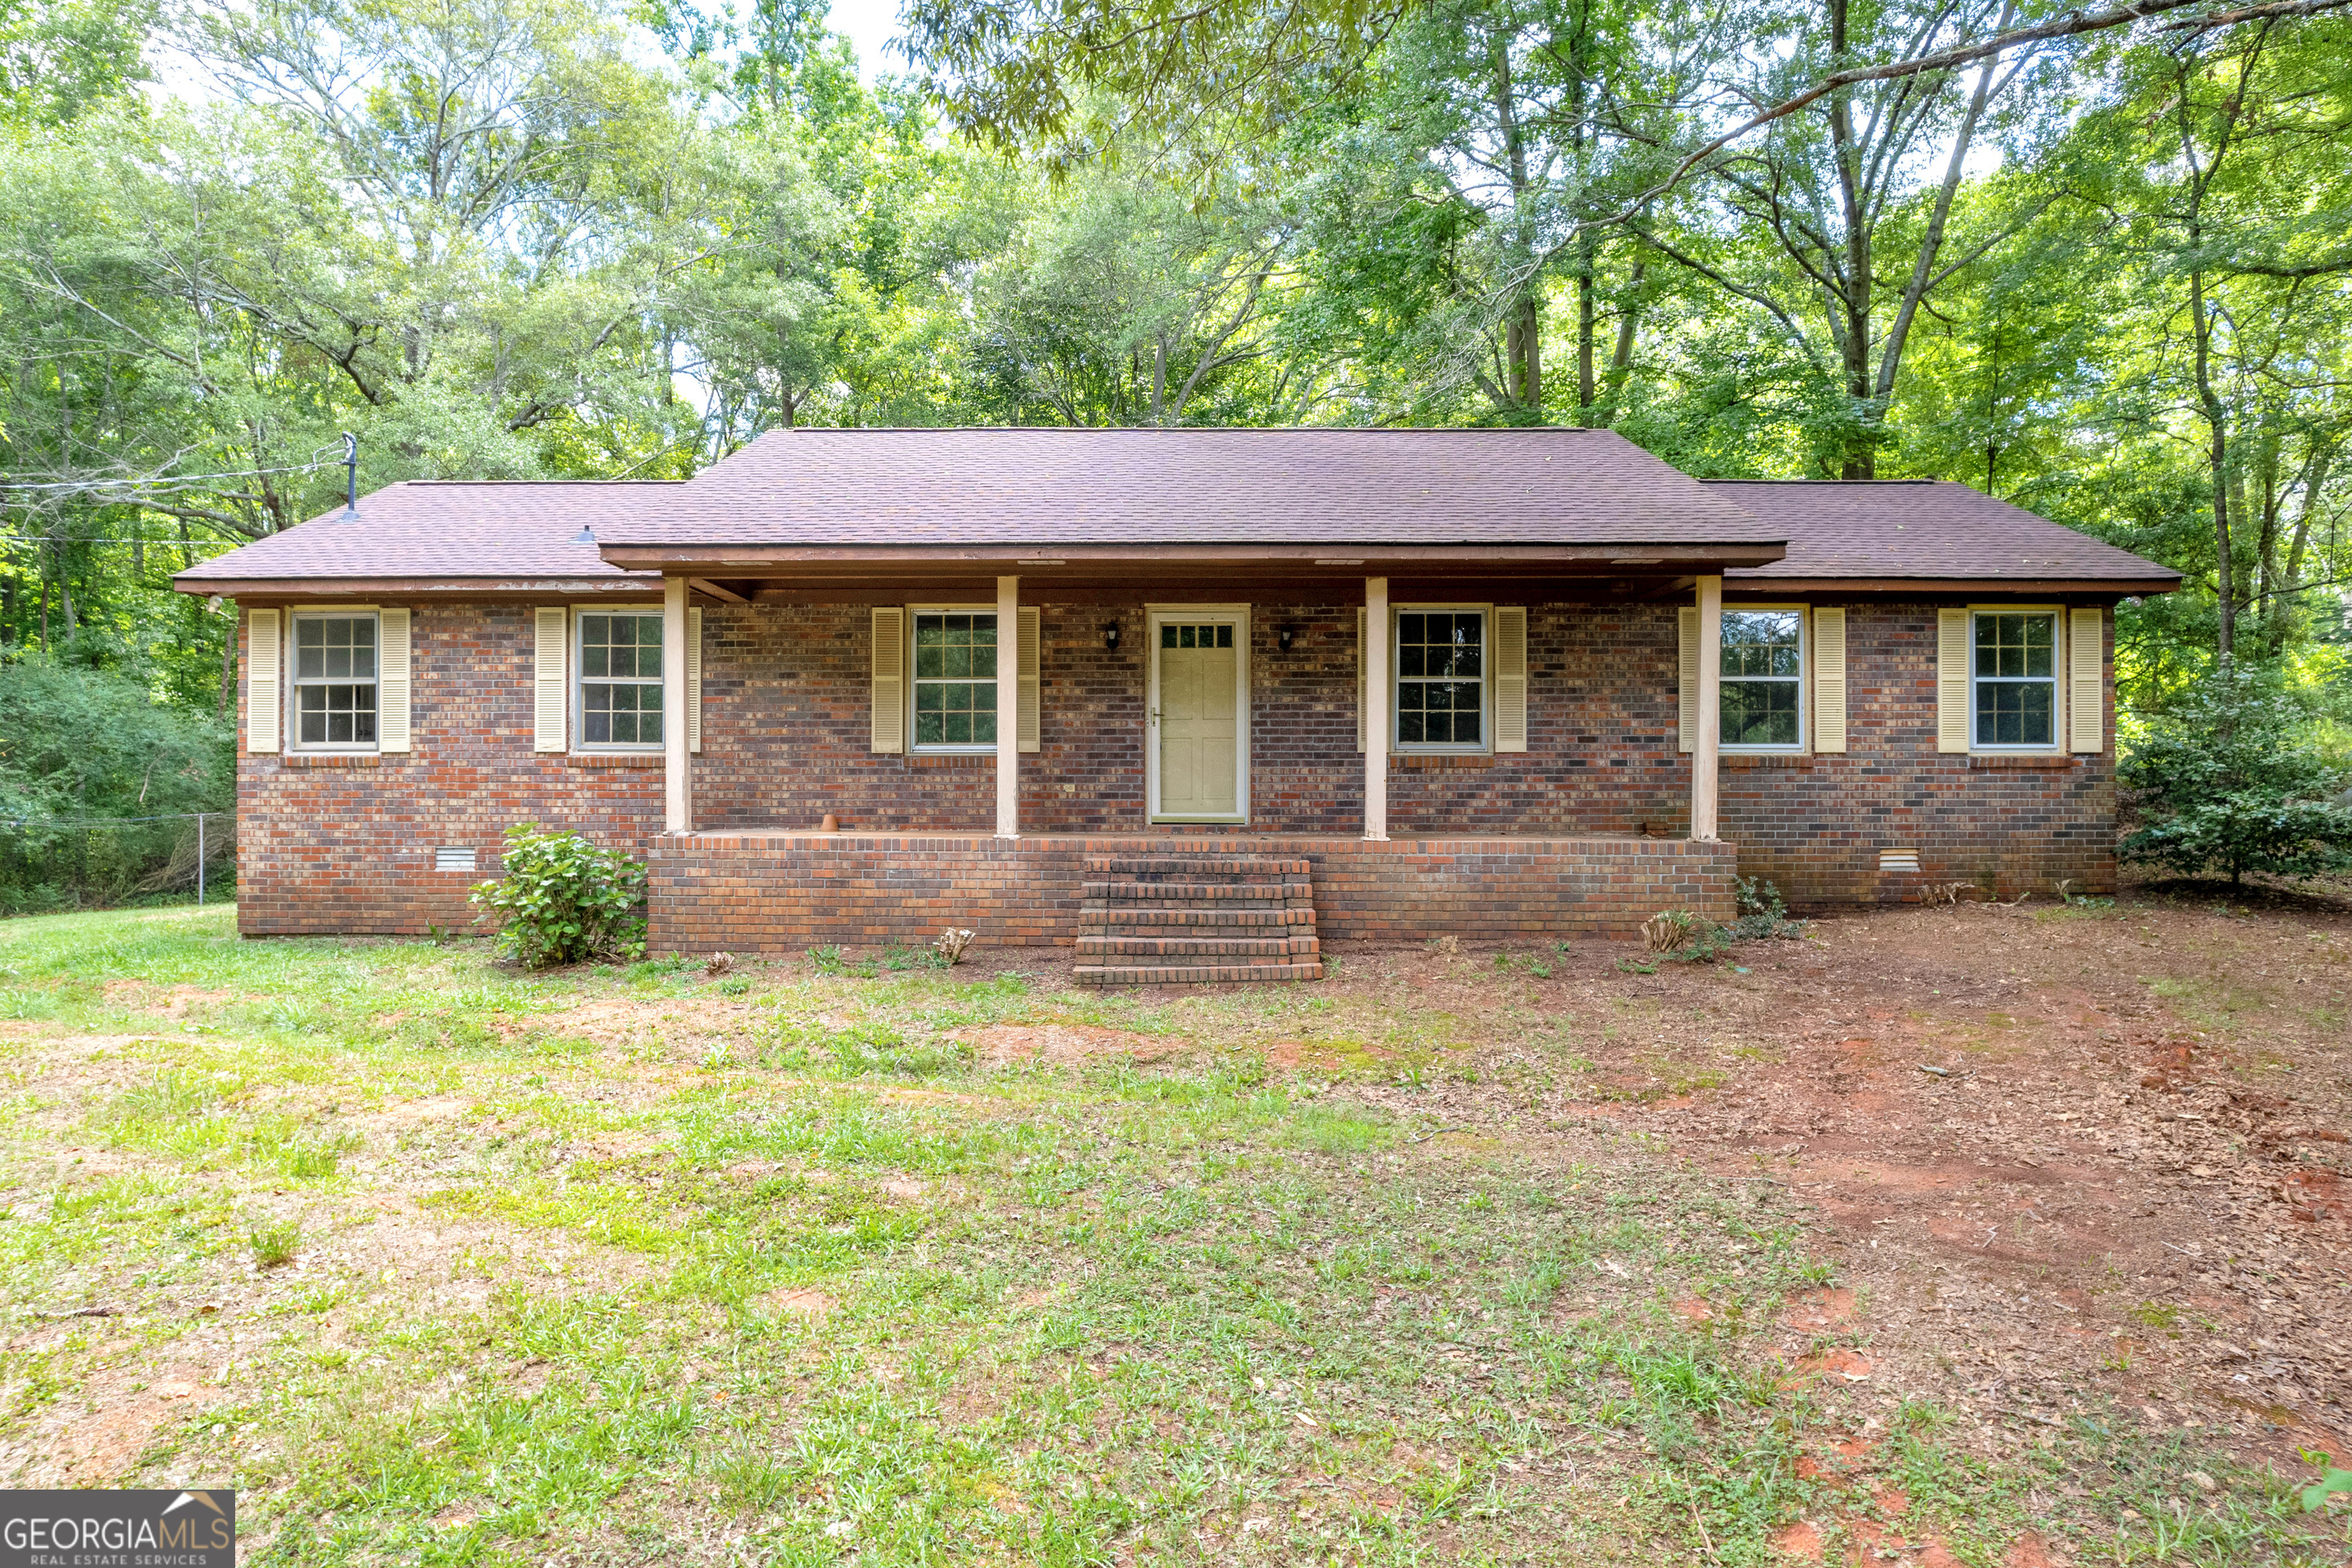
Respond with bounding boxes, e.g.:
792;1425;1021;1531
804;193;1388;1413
1075;960;1326;986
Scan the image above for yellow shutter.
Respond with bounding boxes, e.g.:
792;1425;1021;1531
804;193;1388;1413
871;606;906;753
1493;606;1527;752
377;607;411;753
1811;606;1846;754
533;608;568;752
246;608;281;754
1017;605;1040;753
1937;608;1971;753
687;607;703;755
1677;606;1698;754
1356;606;1368;753
2069;607;2104;753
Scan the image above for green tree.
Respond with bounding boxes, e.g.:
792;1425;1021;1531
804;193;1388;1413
2118;666;2352;887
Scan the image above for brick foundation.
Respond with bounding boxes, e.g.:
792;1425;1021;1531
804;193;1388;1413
647;832;1740;953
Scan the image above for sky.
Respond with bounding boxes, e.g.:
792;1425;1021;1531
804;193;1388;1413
825;0;905;81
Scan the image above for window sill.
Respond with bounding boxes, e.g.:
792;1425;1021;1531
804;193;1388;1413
1722;754;1815;770
1392;754;1494;770
908;753;993;769
276;752;384;768
567;752;665;768
1969;753;2082;770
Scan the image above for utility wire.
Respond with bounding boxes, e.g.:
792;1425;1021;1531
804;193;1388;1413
1;811;232;829
0;441;352;496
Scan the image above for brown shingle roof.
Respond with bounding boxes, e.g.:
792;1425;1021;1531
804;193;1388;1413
172;439;2181;595
604;426;1781;547
173;481;670;589
1711;479;2180;588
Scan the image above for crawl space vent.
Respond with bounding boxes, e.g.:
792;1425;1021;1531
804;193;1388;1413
1878;847;1922;875
434;847;478;873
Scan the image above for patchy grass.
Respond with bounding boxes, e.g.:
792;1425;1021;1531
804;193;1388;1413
0;905;2342;1565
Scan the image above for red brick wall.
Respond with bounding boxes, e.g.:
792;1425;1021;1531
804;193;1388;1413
693;599;1694;836
648;832;1740;951
233;594;2119;937
234;604;662;937
1717;600;2117;905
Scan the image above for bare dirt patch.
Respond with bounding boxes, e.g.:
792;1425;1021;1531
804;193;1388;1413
1191;893;2352;1477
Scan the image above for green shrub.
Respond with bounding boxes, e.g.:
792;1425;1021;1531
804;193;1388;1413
2118;667;2352;887
470;824;648;968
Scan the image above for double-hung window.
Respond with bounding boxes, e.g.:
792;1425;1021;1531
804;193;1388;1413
1972;611;2056;747
1720;609;1804;750
912;610;997;750
1395;608;1486;751
291;612;378;748
578;611;664;747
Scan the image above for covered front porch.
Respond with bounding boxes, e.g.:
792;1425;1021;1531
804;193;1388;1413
638;564;1748;844
617;528;1768;973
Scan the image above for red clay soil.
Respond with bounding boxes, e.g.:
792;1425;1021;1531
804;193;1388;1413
1290;888;2352;1477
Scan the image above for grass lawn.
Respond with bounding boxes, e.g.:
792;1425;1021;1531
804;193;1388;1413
0;903;2344;1565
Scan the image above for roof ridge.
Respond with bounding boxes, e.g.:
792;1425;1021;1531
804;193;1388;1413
1701;478;1943;486
751;425;1601;434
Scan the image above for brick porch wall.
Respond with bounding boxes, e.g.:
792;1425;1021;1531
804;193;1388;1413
648;833;1741;952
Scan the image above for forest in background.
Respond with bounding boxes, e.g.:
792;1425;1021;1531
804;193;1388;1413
1;0;2347;906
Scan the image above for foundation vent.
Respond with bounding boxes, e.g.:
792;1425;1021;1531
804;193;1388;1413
1878;847;1922;875
434;847;479;873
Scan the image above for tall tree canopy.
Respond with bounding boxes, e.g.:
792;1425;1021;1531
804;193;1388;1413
2;0;2347;730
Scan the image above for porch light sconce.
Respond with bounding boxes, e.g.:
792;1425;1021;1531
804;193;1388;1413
1101;621;1121;651
1276;626;1297;653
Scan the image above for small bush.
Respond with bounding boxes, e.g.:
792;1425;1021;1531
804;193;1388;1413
470;824;648;969
2119;667;2352;887
1640;880;1806;964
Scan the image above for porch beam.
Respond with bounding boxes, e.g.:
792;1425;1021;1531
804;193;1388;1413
996;575;1019;839
688;577;750;604
1364;576;1388;842
1692;574;1722;841
663;576;693;834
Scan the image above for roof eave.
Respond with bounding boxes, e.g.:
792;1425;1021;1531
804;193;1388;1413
1724;574;2181;595
170;573;663;600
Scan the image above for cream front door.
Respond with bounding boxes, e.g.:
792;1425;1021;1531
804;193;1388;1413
1152;614;1245;820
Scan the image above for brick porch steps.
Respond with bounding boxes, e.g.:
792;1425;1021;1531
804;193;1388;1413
1074;854;1323;986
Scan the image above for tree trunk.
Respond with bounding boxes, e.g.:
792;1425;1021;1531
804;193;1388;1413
1505;296;1542;412
1576;241;1597;420
1494;42;1540;416
2188;261;2234;662
1828;0;1876;479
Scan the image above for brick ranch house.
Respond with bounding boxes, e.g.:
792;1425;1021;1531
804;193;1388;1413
173;428;2178;982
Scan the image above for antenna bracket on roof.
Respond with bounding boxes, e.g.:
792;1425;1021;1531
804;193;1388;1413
339;431;359;521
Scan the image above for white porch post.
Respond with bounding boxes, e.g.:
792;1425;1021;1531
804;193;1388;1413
663;577;693;834
996;574;1019;839
1363;576;1389;842
1692;573;1722;840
